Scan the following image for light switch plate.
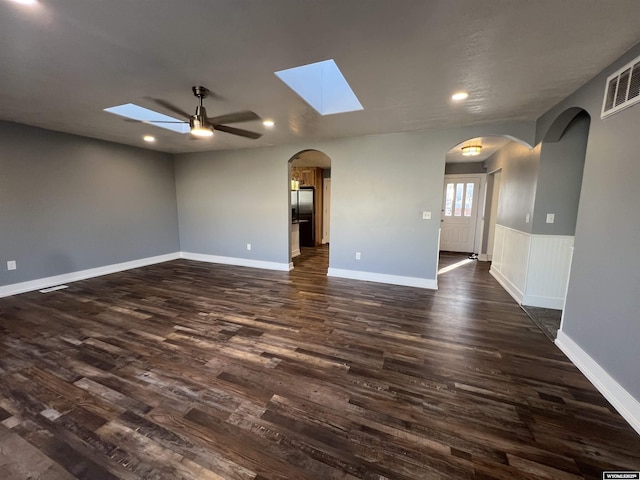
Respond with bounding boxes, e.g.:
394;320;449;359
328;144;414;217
546;213;555;224
422;211;431;220
7;260;16;271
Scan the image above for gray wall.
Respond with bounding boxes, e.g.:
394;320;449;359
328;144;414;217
532;113;589;235
538;43;640;399
175;148;289;264
175;122;535;282
484;141;541;234
0;121;180;286
444;161;485;175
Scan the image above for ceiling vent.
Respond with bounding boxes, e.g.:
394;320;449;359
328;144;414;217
601;56;640;119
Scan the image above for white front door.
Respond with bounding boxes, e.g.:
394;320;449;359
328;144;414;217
440;175;481;252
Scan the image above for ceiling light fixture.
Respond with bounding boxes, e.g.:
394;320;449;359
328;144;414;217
189;90;214;137
451;91;469;101
143;135;155;143
461;145;482;156
189;111;213;137
263;120;275;128
10;0;38;5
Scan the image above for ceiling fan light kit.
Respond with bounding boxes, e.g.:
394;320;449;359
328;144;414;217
189;104;214;137
115;85;263;140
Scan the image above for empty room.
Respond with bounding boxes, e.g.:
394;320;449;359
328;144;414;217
1;1;639;479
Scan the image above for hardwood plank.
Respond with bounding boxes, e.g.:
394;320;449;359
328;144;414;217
0;247;637;479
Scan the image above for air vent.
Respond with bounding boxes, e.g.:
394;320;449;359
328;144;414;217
601;56;640;118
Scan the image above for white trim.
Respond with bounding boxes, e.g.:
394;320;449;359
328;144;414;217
489;267;524;304
0;252;180;298
328;268;437;290
556;330;640;436
180;252;291;272
291;247;301;257
478;253;489;262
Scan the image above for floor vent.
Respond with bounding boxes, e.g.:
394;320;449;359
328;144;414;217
601;55;640;119
39;285;68;293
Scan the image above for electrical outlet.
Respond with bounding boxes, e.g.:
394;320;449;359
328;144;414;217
355;252;361;260
525;213;530;223
422;211;431;220
546;213;555;224
247;243;252;251
7;260;16;271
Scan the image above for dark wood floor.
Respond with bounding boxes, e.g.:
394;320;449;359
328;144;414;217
0;247;638;479
521;305;562;341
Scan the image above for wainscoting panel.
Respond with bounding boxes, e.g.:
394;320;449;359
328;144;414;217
490;225;575;310
524;235;574;309
490;225;530;303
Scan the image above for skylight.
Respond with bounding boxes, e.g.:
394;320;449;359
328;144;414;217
275;59;363;115
104;104;190;134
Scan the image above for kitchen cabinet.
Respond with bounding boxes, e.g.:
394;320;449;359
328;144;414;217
291;167;321;188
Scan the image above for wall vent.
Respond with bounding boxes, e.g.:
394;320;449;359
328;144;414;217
601;55;640;119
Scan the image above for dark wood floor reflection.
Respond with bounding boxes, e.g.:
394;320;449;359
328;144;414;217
0;249;638;479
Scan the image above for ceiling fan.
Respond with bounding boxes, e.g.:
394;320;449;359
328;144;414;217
146;86;262;139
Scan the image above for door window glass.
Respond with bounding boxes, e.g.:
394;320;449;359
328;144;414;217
454;183;463;216
444;183;454;216
464;182;474;217
444;181;475;217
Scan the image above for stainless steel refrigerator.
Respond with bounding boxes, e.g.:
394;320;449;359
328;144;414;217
292;187;314;247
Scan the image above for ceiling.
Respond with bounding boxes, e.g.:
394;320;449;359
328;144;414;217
446;136;512;164
2;1;640;155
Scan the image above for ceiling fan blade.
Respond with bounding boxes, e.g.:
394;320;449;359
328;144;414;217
207;110;260;125
214;124;262;139
150;98;192;120
125;119;186;124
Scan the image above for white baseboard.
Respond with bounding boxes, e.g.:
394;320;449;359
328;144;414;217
291;248;301;257
521;294;565;310
327;268;437;290
478;254;489;262
0;252;181;298
180;252;291;272
556;330;640;436
489;267;524;304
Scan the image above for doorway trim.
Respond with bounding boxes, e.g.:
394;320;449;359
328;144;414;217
440;173;487;254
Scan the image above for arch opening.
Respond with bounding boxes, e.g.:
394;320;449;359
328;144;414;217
287;149;332;272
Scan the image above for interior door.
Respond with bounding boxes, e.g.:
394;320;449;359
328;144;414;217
440;175;481;252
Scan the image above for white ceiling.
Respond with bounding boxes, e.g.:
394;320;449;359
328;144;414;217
2;0;640;154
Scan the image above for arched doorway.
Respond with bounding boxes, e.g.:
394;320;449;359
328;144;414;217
521;109;590;340
438;136;512;273
288;149;332;272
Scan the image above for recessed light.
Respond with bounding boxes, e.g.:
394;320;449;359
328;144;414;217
143;135;155;143
451;91;469;101
10;0;38;5
263;120;275;128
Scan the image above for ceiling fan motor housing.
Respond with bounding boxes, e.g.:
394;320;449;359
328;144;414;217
192;86;210;99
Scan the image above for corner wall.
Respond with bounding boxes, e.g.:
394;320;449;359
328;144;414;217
0;121;180;292
537;43;640;412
